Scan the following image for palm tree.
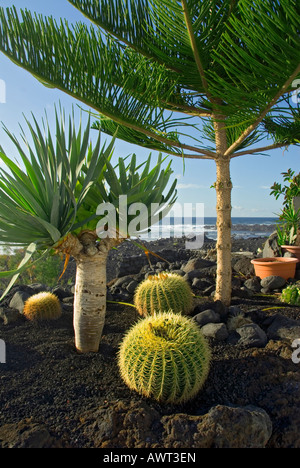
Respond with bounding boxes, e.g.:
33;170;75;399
0;0;299;305
0;107;177;352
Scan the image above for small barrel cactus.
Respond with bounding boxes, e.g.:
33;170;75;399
134;272;193;317
280;284;300;305
23;292;62;321
118;311;211;404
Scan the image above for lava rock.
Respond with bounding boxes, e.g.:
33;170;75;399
236;323;268;348
9;291;32;314
201;323;228;341
0;419;63;448
232;257;255;276
51;286;73;300
28;283;50;293
202;285;216;296
111;276;133;288
182;257;216;273
211;300;227;319
0;307;21;324
260;276;286;291
183;269;207;282
193;309;221;326
170;269;185;276
227;305;242;316
162;404;272;448
192;278;212;290
126;280;139;294
231;287;254;299
244;277;261;293
80;400;161;448
262;231;281;258
266;314;300;342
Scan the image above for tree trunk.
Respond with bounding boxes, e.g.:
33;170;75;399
213;112;232;306
214;156;232;306
73;250;109;353
57;232;120;353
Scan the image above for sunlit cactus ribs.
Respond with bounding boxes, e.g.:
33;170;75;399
118;311;211;404
134;272;194;317
23;292;62;321
280;284;300;305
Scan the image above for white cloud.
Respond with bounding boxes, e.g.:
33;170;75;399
249;208;261;213
177;183;206;189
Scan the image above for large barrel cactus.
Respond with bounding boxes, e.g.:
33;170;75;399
23;292;62;321
118;311;211;404
134;272;194;317
280;284;300;305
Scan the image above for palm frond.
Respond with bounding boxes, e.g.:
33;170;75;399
82;151;178;238
0;105;107;249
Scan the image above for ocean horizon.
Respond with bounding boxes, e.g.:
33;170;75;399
141;216;278;241
0;217;278;254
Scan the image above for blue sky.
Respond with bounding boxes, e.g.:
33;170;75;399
0;0;299;218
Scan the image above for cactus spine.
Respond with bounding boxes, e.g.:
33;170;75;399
280;284;300;305
134;272;193;317
118;311;211;404
23;292;62;321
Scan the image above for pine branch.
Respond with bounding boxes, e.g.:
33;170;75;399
224;63;300;157
231;142;288;158
181;0;211;99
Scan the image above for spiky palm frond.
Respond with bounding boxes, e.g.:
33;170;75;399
0;106;114;296
78;151;177;237
0;106;177;291
0;106;112;249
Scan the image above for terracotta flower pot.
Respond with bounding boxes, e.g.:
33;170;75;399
251;257;298;280
280;245;300;262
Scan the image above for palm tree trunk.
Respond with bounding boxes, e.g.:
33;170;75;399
214;156;232;306
58;232;120;353
73;251;109;353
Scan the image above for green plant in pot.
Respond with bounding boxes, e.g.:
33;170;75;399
270;169;300;260
276;202;300;246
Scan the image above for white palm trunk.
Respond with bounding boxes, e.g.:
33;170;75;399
73;252;108;353
59;232;120;353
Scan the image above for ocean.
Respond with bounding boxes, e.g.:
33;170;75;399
141;217;278;241
0;217;278;255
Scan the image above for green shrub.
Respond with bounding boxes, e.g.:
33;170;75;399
280;284;300;305
0;249;66;289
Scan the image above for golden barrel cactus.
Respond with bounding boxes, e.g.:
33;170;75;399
118;311;211;404
23;292;62;321
134;272;194;317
